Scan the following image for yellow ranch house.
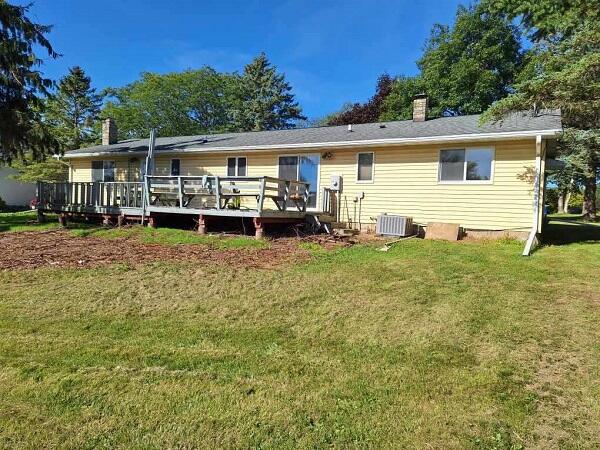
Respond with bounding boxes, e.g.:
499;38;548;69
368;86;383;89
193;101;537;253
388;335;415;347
37;97;562;252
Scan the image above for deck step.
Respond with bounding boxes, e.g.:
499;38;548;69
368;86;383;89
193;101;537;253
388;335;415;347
333;228;359;236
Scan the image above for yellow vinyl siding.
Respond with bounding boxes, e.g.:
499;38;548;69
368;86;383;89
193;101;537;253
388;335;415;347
69;157;131;182
66;138;538;231
319;139;536;230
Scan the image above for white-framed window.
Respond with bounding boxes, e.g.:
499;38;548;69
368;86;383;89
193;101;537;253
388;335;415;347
357;152;374;182
227;156;247;177
170;159;181;176
438;148;494;183
91;160;115;182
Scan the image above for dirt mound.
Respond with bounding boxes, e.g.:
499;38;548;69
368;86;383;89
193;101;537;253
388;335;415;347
0;229;324;271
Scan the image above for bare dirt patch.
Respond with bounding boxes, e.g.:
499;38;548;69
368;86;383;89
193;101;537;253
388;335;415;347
0;229;344;271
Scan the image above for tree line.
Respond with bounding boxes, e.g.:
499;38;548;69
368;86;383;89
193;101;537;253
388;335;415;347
0;0;598;217
324;1;598;219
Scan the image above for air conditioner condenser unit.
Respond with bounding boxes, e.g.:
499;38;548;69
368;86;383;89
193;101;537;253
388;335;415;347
376;214;414;237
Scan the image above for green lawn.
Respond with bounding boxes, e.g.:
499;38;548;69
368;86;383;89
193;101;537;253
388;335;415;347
0;210;59;232
0;217;599;448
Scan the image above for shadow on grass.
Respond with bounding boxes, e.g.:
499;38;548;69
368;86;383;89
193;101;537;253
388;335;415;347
542;215;600;245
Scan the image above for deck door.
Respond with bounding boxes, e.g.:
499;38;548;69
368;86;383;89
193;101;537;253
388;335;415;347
278;155;320;209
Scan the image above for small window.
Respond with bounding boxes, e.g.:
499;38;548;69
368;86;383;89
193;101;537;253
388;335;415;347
237;157;247;176
170;159;181;176
227;157;247;177
357;152;374;182
439;148;493;182
103;161;115;182
92;160;115;182
92;161;103;182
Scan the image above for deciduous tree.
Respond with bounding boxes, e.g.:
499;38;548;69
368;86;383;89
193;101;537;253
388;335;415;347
326;74;394;125
102;68;238;139
10;157;68;183
418;3;523;117
379;76;425;121
482;0;600;219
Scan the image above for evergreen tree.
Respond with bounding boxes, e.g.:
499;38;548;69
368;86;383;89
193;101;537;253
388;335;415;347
0;1;59;162
482;0;599;219
46;66;102;150
232;53;305;131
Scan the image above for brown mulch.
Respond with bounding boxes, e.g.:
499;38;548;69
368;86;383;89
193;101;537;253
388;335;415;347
0;229;350;271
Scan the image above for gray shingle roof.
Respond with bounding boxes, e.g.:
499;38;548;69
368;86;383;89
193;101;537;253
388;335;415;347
65;111;562;157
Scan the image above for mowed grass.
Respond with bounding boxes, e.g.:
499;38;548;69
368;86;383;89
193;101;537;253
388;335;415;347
0;210;59;232
0;223;599;448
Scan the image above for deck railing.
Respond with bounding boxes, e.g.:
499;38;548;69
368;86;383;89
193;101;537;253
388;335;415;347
321;187;336;218
37;176;311;214
37;181;145;210
145;175;310;213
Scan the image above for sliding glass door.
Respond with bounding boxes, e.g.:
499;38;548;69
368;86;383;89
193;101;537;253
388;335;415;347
278;155;320;209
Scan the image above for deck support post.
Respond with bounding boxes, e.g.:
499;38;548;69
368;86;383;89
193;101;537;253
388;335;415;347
148;215;157;228
197;215;207;234
36;209;46;223
117;215;125;227
253;218;264;239
102;215;113;227
58;213;68;227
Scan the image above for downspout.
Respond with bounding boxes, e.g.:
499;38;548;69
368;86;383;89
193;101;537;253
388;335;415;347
522;135;544;256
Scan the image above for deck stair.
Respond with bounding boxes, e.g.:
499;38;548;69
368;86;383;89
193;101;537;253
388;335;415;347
333;227;359;237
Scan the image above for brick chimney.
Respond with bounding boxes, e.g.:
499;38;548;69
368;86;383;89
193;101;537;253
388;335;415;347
412;94;428;122
102;118;118;145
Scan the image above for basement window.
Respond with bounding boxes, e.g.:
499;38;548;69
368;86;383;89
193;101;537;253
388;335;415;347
439;148;494;183
170;159;181;176
227;157;247;177
357;152;374;182
92;160;115;182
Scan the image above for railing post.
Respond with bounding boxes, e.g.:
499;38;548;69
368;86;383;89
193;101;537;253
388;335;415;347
177;176;184;208
258;177;266;213
215;176;221;209
303;183;309;212
283;180;290;212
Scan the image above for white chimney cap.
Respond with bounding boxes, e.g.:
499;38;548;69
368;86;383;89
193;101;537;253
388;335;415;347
347;124;353;132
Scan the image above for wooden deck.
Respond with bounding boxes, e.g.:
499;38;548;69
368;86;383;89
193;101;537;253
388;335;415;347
36;176;335;236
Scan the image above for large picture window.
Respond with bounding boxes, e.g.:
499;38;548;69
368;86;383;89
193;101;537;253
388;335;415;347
92;160;115;182
439;148;493;182
227;157;247;177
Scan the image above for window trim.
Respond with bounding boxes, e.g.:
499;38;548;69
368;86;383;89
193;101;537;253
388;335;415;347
437;147;495;185
356;151;375;184
226;156;247;177
170;158;181;176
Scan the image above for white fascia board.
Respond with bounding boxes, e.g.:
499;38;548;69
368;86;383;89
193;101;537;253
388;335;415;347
63;128;563;159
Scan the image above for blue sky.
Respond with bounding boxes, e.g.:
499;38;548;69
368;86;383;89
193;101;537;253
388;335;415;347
22;0;464;119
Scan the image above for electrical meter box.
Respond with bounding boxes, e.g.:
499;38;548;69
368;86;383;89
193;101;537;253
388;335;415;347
330;175;343;192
